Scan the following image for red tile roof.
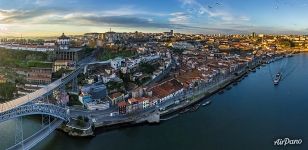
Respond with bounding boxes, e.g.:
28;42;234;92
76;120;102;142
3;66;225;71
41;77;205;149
128;97;149;104
151;79;183;99
109;92;124;99
117;101;127;107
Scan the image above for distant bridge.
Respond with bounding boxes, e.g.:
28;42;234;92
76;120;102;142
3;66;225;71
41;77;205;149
0;103;69;123
0;65;83;150
0;66;83;114
7;119;64;150
0;50;98;150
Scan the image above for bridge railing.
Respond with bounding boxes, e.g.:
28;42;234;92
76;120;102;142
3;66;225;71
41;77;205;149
0;103;69;123
0;66;83;113
61;67;83;84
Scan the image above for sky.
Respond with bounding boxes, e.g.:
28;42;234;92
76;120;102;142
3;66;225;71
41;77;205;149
0;0;308;37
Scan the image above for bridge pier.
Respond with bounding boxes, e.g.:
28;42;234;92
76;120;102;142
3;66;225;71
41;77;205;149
14;117;24;150
71;77;78;93
0;65;86;149
1;103;70;150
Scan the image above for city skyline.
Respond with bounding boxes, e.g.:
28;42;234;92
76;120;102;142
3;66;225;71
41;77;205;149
1;0;308;37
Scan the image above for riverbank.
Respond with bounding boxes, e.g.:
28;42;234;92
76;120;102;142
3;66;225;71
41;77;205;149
159;60;256;118
62;54;287;137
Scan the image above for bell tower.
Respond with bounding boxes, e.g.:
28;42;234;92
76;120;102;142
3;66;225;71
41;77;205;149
57;33;70;50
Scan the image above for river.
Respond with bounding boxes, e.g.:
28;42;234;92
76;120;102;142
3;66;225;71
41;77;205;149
1;53;308;150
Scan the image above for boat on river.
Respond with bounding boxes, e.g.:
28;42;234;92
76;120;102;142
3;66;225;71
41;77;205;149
202;100;211;106
273;73;282;85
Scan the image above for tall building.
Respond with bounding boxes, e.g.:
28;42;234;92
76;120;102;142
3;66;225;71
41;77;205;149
252;32;256;38
55;33;85;62
163;30;174;38
54;33;86;71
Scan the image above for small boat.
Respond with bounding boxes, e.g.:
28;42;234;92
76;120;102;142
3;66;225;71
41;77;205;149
190;104;201;112
160;114;179;121
218;90;224;95
252;69;256;72
180;108;190;114
233;82;238;86
287;54;294;57
273;73;282;85
202;100;211;106
226;86;232;90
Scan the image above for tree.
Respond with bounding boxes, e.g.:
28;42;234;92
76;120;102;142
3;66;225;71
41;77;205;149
76;116;86;127
0;82;16;101
107;81;123;91
76;116;89;127
172;48;184;55
279;39;295;48
140;62;155;74
53;68;71;79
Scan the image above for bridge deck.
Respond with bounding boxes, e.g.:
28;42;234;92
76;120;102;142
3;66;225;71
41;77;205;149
0;67;82;113
7;119;63;150
0;80;62;113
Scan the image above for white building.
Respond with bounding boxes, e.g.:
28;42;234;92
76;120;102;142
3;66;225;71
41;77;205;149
111;57;125;69
57;33;70;50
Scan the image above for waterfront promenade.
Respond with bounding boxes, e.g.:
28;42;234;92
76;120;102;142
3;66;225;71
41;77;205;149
25;53;308;150
67;56;264;131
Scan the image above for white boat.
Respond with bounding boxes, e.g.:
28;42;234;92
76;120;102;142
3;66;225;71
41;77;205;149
287;54;294;57
273;73;282;85
160;114;179;121
202;100;211;106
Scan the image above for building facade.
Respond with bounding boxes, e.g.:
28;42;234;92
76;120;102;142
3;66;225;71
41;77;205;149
54;33;85;64
26;67;52;85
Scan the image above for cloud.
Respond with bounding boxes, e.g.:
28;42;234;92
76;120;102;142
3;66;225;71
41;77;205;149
179;0;250;23
181;0;195;5
73;15;171;28
0;8;68;23
169;12;190;24
0;1;306;35
0;26;8;32
239;16;250;21
34;0;53;6
0;7;174;30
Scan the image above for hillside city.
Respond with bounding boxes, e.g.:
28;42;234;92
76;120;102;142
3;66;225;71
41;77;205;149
0;30;305;134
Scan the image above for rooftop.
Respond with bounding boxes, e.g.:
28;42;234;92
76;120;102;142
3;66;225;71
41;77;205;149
58;33;70;39
109;92;123;99
151;78;183;99
117;101;127;107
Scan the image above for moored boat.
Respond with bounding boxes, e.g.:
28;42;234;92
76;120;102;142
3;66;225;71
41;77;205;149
202;100;211;106
273;73;282;85
218;90;224;95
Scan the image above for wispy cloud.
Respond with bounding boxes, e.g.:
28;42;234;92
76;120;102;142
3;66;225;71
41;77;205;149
34;0;54;6
179;0;250;22
0;7;173;29
0;0;307;36
169;12;190;24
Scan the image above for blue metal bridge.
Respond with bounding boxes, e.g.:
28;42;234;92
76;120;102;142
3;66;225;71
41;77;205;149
0;58;130;149
0;66;83;150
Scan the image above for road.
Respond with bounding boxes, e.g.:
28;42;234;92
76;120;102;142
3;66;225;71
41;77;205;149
0;54;97;113
7;119;63;150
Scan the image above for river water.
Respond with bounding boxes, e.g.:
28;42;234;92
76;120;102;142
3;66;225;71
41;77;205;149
1;54;308;150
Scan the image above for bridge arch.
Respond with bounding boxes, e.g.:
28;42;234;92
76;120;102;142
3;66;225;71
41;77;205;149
0;103;69;123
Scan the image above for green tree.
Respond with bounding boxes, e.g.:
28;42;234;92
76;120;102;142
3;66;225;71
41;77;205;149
140;62;156;74
0;82;16;101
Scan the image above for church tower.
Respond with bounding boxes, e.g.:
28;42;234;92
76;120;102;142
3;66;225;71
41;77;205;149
57;33;70;50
